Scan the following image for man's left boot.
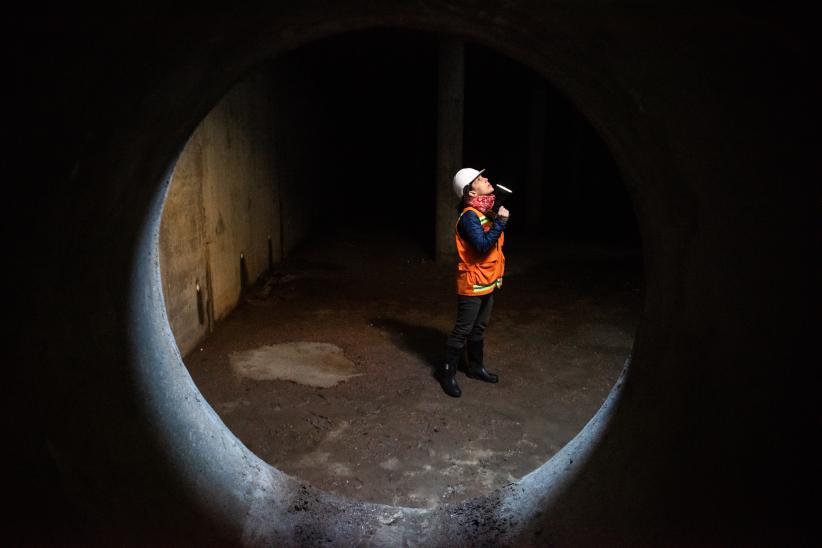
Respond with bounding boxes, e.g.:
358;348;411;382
465;339;498;383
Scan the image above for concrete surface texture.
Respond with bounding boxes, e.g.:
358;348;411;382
8;4;818;546
183;230;637;509
160;69;281;355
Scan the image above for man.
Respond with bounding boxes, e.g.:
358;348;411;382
437;168;510;398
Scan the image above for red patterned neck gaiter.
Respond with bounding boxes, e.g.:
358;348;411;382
466;194;496;213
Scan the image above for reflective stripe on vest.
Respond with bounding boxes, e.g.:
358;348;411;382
471;276;504;294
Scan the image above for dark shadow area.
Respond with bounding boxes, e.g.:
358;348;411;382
240;254;249;292
463;43;639;248
370;317;446;372
268;29;639;257
269;29;439;254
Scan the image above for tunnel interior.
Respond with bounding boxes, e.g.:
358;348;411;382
159;29;641;508
10;7;817;545
261;29;639;250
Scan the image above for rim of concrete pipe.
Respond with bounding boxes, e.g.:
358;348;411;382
57;8;664;546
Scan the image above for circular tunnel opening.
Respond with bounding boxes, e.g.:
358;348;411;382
159;29;641;509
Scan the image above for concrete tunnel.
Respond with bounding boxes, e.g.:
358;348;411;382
157;29;640;512
8;5;818;546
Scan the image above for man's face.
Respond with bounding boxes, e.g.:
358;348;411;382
470;175;494;196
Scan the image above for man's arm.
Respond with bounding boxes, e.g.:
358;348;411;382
458;211;507;255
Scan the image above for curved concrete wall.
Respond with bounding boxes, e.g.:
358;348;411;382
12;5;816;545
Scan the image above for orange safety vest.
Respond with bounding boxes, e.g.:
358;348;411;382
455;207;505;296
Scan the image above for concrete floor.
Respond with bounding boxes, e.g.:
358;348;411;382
183;229;640;508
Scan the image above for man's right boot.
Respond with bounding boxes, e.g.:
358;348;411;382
437;345;463;397
466;339;498;383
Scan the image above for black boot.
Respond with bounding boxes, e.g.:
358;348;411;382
437;345;463;397
466;340;498;383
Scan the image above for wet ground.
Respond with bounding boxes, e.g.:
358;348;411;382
183;229;640;508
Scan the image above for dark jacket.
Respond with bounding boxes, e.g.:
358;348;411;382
458;210;507;255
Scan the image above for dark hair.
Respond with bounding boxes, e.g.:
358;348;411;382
454;179;475;213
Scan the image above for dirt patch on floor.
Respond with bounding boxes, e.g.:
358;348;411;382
182;230;640;508
229;342;361;387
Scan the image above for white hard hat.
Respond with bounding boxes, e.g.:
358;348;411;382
452;168;485;198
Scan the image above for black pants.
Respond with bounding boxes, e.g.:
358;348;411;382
446;293;495;349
